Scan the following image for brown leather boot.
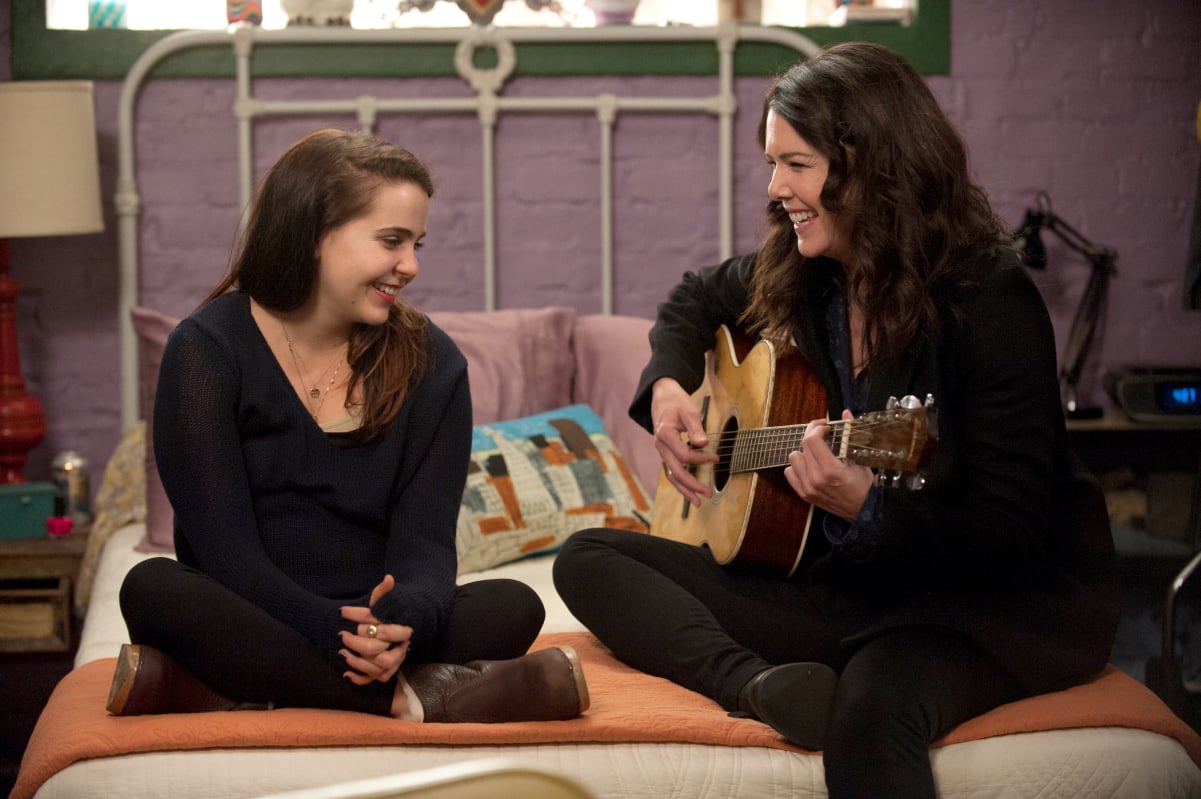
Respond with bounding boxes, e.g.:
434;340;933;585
403;645;589;723
106;644;269;716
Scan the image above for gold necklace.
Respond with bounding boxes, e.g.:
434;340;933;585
282;322;343;420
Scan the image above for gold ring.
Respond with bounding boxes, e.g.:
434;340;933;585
663;464;672;479
366;623;378;639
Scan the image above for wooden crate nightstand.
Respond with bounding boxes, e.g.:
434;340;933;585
0;530;88;653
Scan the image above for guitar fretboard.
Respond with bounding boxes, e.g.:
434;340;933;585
718;417;915;474
724;423;849;473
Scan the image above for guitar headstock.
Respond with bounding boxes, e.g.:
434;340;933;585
842;394;936;489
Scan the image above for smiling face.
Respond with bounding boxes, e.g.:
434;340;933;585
313;179;430;329
764;109;850;264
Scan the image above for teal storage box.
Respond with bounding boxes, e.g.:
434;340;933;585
0;482;57;540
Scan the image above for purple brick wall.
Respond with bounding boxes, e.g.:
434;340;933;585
2;1;1200;485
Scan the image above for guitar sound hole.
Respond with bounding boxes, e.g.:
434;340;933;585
713;419;737;491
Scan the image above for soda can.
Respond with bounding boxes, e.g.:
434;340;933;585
52;451;92;527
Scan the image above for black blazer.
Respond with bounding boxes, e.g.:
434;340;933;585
631;252;1119;694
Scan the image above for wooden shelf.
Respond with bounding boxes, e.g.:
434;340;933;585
0;532;88;581
1067;410;1201;432
0;529;88;652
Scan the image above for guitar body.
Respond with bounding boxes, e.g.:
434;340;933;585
649;326;830;577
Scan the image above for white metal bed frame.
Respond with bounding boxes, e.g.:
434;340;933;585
114;24;819;431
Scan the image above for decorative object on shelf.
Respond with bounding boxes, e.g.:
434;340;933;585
51;451;91;527
0;82;104;485
453;0;510;25
717;0;761;24
396;0;565;26
283;0;356;26
226;0;265;25
46;516;73;537
0;483;57;539
585;0;640;25
396;0;441;13
829;0;914;27
1013;191;1117;420
87;0;127;29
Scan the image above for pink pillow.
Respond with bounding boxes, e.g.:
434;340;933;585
571;314;659;499
429;307;577;424
130;307;181;553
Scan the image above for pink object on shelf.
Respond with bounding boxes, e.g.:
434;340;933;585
46;516;74;537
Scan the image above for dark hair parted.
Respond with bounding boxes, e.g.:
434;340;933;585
744;42;1010;366
207;128;435;443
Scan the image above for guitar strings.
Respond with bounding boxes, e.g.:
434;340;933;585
701;418;912;457
691;418;920;473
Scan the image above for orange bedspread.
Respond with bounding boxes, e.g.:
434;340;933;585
14;632;1201;799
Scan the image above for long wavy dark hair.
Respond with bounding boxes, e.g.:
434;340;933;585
207;128;434;443
744;42;1010;367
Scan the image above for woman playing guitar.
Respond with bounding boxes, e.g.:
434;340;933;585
553;42;1119;799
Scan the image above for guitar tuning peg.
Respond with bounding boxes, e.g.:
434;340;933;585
886;395;899;410
898;395;922;409
924;394;935;409
906;474;926;491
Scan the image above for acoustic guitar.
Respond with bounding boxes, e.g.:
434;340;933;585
649;325;934;576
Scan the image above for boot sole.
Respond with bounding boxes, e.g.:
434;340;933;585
106;643;140;715
746;662;837;751
558;645;590;714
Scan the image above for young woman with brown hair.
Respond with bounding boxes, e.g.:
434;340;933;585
110;129;588;724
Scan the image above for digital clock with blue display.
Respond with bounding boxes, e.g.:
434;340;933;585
1158;382;1201;414
1105;369;1201;424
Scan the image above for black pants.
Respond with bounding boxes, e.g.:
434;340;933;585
553;528;1027;799
119;557;545;716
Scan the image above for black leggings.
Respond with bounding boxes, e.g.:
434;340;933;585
119;557;545;716
553;528;1027;799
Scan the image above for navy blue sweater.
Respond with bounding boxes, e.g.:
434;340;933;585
153;292;472;663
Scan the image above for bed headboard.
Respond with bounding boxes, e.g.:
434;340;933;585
115;24;820;431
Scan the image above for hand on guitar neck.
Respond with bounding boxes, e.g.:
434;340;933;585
782;409;875;523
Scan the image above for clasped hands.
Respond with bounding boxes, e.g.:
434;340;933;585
651;377;874;522
339;573;412;686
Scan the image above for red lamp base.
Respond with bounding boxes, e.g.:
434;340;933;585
0;239;46;485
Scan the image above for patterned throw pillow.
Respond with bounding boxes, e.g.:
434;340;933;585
456;404;651;574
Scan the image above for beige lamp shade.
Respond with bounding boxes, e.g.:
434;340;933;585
0;81;104;238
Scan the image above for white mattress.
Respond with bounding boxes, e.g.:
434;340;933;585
73;524;588;669
41;523;1201;799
